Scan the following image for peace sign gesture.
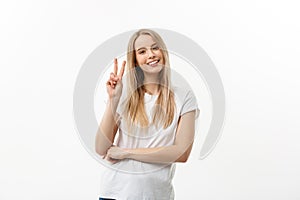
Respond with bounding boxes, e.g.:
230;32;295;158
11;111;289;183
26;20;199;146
106;58;126;100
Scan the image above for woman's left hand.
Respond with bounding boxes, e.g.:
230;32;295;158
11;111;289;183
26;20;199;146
107;146;129;160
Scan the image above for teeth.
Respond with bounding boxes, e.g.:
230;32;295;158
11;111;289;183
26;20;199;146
148;60;158;65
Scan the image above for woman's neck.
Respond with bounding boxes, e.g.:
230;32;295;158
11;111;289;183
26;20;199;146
143;83;159;95
143;74;160;95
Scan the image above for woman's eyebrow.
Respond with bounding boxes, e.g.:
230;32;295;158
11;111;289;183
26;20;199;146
136;43;157;51
136;47;146;51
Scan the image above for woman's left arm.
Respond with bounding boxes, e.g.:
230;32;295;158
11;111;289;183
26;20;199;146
106;111;196;164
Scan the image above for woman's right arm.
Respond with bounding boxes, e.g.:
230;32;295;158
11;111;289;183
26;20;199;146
95;99;120;156
95;58;126;156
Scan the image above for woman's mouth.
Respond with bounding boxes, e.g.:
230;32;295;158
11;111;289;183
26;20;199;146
147;59;160;67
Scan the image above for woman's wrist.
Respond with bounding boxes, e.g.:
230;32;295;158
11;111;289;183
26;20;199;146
124;148;133;159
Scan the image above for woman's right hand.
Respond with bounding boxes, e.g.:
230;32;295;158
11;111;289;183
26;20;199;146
106;58;126;100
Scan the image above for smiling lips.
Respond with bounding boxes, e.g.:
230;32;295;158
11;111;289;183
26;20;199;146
147;59;160;67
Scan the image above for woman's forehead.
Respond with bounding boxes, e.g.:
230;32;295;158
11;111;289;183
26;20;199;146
134;35;156;50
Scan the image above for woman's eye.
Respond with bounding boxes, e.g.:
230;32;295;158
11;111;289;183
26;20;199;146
152;46;159;50
138;50;145;54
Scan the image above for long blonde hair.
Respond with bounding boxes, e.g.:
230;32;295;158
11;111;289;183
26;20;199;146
123;29;176;133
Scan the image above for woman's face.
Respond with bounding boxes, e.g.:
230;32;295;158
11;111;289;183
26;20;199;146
134;34;164;75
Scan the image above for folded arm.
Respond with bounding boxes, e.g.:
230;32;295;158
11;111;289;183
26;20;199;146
106;110;196;164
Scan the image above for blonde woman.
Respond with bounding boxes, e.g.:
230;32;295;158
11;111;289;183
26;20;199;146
95;29;199;200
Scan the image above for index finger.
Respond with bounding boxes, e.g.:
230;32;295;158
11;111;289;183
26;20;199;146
118;60;126;79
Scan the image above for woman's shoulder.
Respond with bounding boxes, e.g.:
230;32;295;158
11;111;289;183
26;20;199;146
171;84;194;99
171;85;199;117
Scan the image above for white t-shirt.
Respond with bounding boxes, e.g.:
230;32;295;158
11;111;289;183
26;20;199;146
99;85;199;200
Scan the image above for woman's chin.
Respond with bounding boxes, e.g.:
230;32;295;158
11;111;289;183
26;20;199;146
140;64;164;74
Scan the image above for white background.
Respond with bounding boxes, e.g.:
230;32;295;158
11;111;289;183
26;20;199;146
1;0;300;199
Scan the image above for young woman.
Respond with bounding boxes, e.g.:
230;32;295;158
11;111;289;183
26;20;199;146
95;29;199;200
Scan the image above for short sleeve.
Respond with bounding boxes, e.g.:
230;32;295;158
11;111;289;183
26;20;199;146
180;90;200;119
115;100;124;125
116;101;122;116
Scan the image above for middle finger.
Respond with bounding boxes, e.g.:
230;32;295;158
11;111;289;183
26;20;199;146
113;58;118;75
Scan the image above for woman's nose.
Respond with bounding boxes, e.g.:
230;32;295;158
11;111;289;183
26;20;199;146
148;50;155;58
